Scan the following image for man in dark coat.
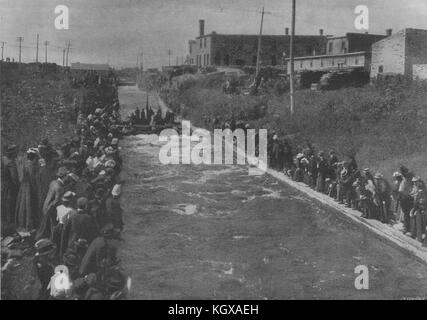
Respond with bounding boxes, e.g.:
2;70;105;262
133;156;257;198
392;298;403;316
89;188;110;231
316;151;329;193
61;197;98;258
79;224;119;277
105;185;123;232
36;167;68;241
1;145;19;224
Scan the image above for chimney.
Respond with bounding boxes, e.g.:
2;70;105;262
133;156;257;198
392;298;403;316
319;29;324;36
285;27;289;35
199;19;205;37
386;29;392;36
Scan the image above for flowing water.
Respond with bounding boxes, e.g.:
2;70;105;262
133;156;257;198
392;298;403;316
117;85;427;300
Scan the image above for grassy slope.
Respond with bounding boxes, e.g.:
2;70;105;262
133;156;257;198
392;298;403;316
153;73;427;180
1;73;82;150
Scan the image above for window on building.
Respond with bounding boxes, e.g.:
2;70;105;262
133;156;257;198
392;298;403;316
341;41;347;53
253;56;257;65
206;54;210;65
310;61;313;68
320;59;324;67
224;54;230;66
235;59;246;66
200;39;202;49
271;55;277;66
272;41;277;52
328;42;333;53
355;58;359;65
204;38;207;48
214;51;221;65
300;61;303;68
332;59;335;66
378;65;384;73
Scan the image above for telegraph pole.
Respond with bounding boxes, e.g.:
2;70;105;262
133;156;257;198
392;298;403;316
44;40;49;63
17;37;24;63
65;41;71;67
62;48;66;66
140;49;144;71
36;34;39;63
1;41;5;61
166;49;172;66
255;7;265;78
289;0;296;115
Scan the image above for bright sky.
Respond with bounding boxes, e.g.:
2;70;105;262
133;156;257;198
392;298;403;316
0;0;426;68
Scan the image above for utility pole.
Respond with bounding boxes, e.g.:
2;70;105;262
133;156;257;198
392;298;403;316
140;49;144;71
166;49;172;66
65;41;71;67
255;7;265;78
36;34;39;63
44;40;49;63
62;48;66;66
289;0;296;115
17;37;24;63
1;41;5;61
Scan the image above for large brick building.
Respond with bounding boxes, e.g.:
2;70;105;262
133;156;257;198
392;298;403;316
285;31;389;73
188;20;327;67
370;28;427;80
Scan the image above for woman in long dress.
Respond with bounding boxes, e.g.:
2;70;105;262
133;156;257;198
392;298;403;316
1;145;19;225
36;144;57;221
15;149;39;231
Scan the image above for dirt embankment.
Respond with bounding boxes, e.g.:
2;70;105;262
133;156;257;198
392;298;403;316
141;71;427;180
1;68;82;150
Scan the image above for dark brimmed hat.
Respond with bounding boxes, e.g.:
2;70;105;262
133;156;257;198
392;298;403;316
5;145;18;155
62;249;79;267
95;188;105;198
101;223;116;238
34;239;56;257
57;166;69;178
76;197;89;210
74;238;88;249
62;191;76;202
399;165;409;174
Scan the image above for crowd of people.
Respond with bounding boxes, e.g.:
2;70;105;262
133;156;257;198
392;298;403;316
199;112;427;248
1;73;129;300
267;134;427;246
128;97;175;127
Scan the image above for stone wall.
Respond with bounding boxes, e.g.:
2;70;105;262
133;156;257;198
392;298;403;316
370;30;406;78
413;64;427;80
406;29;427;79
